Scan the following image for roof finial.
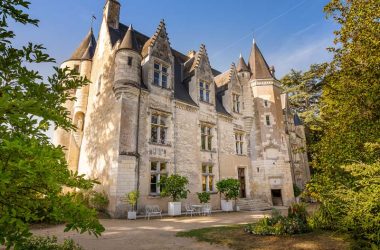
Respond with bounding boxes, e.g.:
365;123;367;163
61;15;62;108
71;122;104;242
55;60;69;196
252;37;255;44
91;14;96;31
129;24;133;30
239;52;242;58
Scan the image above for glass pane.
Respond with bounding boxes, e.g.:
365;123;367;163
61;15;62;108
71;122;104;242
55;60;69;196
154;71;160;85
199;82;203;88
207;127;211;135
236;142;239;154
240;143;243;154
200;89;204;101
205;83;209;90
202;176;207;192
201;135;206;150
151;162;157;171
202;165;206;173
160;162;166;172
159;116;166;126
162;74;168;88
207;136;212;150
209;176;213;191
150;184;157;193
162;66;168;73
160;127;166;144
206;91;210;102
154;63;160;70
151;115;158;124
208;165;212;174
201;126;205;134
151;126;158;143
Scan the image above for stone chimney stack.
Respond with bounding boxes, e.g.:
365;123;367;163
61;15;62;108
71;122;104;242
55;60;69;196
104;0;120;29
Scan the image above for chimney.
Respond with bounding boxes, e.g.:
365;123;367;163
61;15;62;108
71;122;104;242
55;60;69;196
270;66;275;77
104;0;120;29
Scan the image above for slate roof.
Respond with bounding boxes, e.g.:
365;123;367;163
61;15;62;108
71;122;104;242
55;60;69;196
236;54;249;72
70;29;97;60
119;25;139;51
248;40;273;79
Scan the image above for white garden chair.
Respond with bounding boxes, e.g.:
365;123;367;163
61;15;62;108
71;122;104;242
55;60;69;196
202;204;212;216
185;203;195;217
145;205;162;220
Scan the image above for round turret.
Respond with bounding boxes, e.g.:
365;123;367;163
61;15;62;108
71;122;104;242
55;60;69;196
114;25;142;97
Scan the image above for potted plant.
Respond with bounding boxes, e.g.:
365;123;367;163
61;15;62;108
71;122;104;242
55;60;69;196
159;174;190;216
216;178;240;211
126;190;139;220
197;191;210;204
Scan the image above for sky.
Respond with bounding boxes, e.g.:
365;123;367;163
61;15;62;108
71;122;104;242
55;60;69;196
13;0;337;79
12;0;337;140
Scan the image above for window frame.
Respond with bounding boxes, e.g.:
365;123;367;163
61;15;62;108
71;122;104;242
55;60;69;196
235;132;244;155
150;113;168;145
150;161;167;195
232;93;241;113
202;164;214;192
153;61;169;89
265;115;271;126
200;124;213;151
199;81;211;103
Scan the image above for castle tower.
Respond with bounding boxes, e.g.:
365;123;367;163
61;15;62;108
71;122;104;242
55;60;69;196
112;24;142;216
54;28;96;173
237;53;250;83
247;39;295;206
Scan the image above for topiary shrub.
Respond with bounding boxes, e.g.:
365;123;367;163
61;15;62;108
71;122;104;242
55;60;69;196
18;236;83;250
159;174;190;202
126;190;139;212
197;192;211;204
216;178;240;201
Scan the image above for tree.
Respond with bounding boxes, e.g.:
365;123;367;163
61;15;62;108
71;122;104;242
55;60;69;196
0;1;104;248
306;0;380;247
159;174;190;202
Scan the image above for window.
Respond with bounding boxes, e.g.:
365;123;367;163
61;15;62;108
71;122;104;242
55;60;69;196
74;65;80;73
150;161;167;194
202;164;214;192
151;114;168;144
199;81;211;103
264;100;268;107
201;125;212;151
233;94;241;113
153;62;169;88
266;115;271;126
235;132;244;155
127;56;133;66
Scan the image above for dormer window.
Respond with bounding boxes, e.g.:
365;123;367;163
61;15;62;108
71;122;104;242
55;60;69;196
153;62;169;88
233;94;241;113
199;81;210;103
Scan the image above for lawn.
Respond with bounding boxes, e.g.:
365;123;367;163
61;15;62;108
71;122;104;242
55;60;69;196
176;224;351;250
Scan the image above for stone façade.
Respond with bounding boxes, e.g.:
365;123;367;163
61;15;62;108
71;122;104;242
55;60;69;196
54;0;311;217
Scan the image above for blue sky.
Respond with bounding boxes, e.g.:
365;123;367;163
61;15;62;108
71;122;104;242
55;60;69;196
13;0;337;79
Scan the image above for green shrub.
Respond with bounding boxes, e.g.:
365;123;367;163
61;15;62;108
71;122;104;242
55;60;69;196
89;191;109;212
216;178;240;201
246;204;310;236
126;190;139;211
159;174;190;202
197;192;211;204
18;236;83;250
293;184;302;198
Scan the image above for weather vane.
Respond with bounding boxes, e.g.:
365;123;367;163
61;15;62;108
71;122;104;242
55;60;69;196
91;14;96;30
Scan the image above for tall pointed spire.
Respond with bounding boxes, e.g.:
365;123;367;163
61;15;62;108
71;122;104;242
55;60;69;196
119;24;139;51
248;39;273;79
236;53;249;72
70;28;97;60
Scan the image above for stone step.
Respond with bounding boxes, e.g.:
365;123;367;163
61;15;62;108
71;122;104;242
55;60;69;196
237;198;272;211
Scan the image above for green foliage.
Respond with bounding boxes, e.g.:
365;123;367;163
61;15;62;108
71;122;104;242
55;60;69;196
126;190;139;211
216;178;240;201
197;192;211;204
293;184;302;198
0;1;104;248
246;205;310;236
159;174;190;202
89;191;109;213
17;236;83;250
306;0;380;247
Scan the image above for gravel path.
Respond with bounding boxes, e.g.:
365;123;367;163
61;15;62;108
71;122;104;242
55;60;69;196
32;210;280;250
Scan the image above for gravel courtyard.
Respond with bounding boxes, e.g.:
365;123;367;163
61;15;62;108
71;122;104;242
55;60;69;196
32;210;279;250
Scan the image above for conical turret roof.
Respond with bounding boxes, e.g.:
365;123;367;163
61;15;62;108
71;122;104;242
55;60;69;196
70;28;97;60
236;53;249;72
248;39;273;79
119;24;139;51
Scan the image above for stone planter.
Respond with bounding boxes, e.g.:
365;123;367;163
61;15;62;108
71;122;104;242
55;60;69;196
221;200;233;211
168;201;181;216
127;211;137;220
